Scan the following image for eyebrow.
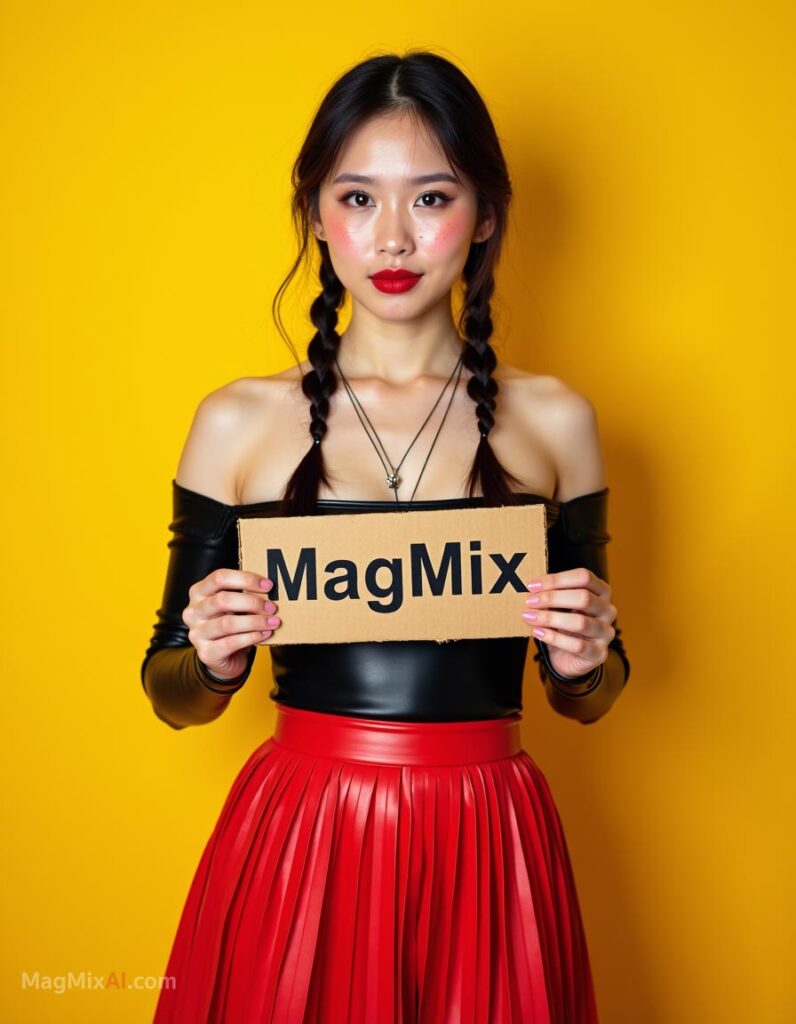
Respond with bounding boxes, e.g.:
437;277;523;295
332;172;461;186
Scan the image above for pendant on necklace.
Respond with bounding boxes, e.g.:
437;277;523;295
386;473;401;489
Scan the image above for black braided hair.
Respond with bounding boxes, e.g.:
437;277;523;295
277;247;344;517
460;263;526;505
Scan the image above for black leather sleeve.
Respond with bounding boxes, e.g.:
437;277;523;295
140;481;257;729
532;487;631;724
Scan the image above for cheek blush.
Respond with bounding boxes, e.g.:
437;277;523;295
424;215;470;254
324;215;358;250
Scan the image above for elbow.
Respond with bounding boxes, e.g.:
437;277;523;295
574;700;618;726
140;646;239;730
152;706;187;731
141;668;187;730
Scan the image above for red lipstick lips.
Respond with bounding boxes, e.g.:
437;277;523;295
370;268;423;294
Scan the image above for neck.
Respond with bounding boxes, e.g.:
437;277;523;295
339;295;463;383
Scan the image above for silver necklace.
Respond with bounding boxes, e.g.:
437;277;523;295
333;352;465;508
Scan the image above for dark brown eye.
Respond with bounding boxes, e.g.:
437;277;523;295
340;191;372;207
417;191;453;208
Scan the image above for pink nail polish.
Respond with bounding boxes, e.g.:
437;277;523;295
527;580;542;591
532;628;545;639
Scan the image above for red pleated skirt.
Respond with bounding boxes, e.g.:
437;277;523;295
152;705;599;1023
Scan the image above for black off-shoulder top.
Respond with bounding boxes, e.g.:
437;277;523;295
141;481;630;722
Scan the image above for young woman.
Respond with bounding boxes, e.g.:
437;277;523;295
143;50;631;1024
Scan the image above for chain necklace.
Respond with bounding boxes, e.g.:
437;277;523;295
333;351;465;509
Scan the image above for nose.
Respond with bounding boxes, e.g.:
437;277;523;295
375;202;414;256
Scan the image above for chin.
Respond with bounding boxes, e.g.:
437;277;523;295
360;297;435;324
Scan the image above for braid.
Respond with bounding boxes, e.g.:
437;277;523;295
304;251;344;442
460;266;525;505
462;272;499;437
277;246;344;516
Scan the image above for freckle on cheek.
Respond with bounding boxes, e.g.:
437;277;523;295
428;218;467;251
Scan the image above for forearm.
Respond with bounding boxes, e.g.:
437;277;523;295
142;645;254;730
141;480;256;730
537;487;632;724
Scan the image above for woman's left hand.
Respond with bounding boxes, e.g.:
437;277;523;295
521;567;617;679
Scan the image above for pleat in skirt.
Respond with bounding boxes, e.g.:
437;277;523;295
152;704;599;1023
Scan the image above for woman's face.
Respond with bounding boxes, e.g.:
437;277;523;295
312;112;494;321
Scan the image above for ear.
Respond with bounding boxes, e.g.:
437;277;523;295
306;199;326;242
472;205;496;244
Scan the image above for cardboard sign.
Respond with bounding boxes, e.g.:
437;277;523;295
238;505;548;645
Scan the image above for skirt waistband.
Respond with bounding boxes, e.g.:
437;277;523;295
272;704;523;766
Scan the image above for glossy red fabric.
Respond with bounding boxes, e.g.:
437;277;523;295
153;705;599;1023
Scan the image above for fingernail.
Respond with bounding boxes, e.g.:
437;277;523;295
266;616;280;626
523;611;538;621
527;595;540;604
260;579;272;589
532;628;545;638
527;580;542;590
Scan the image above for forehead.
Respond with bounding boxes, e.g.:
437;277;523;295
327;112;457;184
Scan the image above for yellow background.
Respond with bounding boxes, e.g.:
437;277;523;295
2;2;793;1021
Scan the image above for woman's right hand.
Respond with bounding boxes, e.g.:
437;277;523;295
182;569;281;681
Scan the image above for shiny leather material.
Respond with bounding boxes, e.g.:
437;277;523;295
273;703;523;765
531;488;632;724
141;479;631;726
151;704;598;1020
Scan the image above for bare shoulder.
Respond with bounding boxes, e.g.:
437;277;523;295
495;362;606;500
174;370;302;504
493;359;590;422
